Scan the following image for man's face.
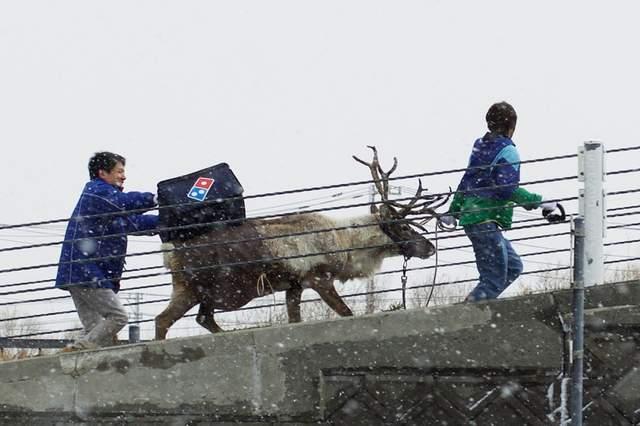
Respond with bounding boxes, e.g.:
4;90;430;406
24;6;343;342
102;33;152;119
98;161;126;189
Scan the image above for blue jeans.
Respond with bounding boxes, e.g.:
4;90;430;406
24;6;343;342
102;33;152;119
464;222;523;301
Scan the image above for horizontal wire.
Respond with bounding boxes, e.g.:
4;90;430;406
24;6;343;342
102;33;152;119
0;219;576;296
5;234;639;324
8;251;640;337
608;204;640;212
0;173;579;255
1;149;637;332
0;245;576;319
7;256;639;338
3;265;577;338
0;147;634;261
608;188;640;197
0;212;442;275
0;193;577;288
606;146;640;154
0;297;170;323
0;216;572;297
0;195;575;278
3;204;636;298
0;151;580;232
608;222;640;230
606;167;640;177
0;188;371;242
11;180;638;278
604;256;640;265
14;197;634;285
607;211;640;219
0;197;576;294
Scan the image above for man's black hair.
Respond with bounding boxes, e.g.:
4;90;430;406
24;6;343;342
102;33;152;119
486;102;517;135
88;152;126;179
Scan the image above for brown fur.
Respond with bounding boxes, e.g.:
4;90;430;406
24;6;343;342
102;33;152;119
155;212;434;339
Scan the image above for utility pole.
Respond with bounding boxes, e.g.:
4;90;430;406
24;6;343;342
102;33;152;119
579;142;606;287
571;142;605;426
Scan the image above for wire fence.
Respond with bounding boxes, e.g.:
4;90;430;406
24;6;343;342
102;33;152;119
1;145;639;347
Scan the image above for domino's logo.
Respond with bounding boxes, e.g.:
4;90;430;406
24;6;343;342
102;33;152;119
187;177;215;202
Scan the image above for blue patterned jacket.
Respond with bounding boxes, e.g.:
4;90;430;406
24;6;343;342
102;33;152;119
55;179;158;292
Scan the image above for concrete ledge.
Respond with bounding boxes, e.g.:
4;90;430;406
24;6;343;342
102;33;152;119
0;281;638;424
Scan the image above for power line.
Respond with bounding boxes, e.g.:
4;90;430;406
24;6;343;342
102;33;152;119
0;150;582;232
7;235;640;322
0;215;571;297
0;173;579;255
2;145;639;338
1;202;636;300
3;265;579;339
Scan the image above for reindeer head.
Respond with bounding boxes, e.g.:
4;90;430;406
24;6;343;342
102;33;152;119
353;146;448;260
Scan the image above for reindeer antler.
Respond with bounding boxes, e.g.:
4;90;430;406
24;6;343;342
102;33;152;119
417;188;453;226
383;180;451;225
353;145;397;202
354;146;450;228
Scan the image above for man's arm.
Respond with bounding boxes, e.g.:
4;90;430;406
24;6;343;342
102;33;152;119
126;214;159;235
109;190;156;211
510;187;543;210
89;182;156;212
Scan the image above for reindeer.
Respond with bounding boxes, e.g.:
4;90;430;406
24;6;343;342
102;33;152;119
155;146;447;339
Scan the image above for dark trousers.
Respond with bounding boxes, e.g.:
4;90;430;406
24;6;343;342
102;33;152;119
464;222;523;301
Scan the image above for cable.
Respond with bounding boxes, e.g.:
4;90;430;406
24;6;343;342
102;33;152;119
607;168;640;177
0;150;580;232
606;146;640;154
5;250;638;337
10;247;640;337
2;146;638;334
0;241;570;309
0;200;575;291
0;214;575;298
605;256;640;265
608;188;640;197
3;265;577;339
0;172;578;257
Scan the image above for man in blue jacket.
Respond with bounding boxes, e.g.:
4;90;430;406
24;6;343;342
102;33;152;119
56;152;158;351
444;102;559;302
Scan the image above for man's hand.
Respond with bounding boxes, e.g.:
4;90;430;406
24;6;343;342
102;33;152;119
540;201;558;216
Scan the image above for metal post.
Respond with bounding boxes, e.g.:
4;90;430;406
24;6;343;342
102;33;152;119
128;293;142;343
570;141;605;425
128;324;140;344
580;142;605;287
570;217;585;425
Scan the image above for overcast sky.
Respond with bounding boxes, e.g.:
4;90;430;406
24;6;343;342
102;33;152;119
1;1;639;338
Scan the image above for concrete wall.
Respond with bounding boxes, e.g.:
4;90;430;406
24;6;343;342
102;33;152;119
1;281;639;424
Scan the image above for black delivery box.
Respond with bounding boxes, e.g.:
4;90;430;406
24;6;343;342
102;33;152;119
157;163;246;243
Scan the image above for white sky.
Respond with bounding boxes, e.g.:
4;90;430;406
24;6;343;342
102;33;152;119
0;1;639;339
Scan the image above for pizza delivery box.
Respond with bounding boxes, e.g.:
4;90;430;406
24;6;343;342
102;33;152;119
157;163;246;243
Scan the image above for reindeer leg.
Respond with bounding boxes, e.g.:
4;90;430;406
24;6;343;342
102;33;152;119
286;286;303;323
310;280;353;317
155;284;199;340
196;303;224;334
